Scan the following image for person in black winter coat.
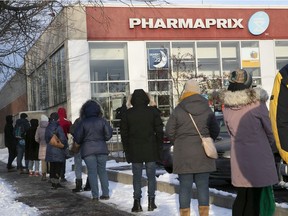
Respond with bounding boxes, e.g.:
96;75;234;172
4;115;17;170
73;99;113;200
25;119;40;176
45;112;68;189
120;89;164;213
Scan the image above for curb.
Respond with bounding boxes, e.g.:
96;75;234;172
106;169;288;216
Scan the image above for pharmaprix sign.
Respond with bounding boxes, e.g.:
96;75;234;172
129;18;244;29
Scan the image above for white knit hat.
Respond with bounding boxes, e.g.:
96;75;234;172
40;114;49;122
184;79;201;94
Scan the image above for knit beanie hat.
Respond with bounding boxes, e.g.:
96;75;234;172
183;79;201;94
49;112;59;121
228;69;252;92
20;113;28;119
40;114;49;122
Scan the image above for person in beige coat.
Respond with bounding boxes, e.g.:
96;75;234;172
221;69;278;216
35;114;49;181
166;80;220;216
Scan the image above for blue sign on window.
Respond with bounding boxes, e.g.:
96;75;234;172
148;48;169;70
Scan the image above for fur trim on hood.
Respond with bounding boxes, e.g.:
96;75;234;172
220;87;269;108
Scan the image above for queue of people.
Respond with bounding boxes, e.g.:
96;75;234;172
3;70;281;216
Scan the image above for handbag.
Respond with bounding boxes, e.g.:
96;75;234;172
188;113;218;159
71;141;80;154
50;134;64;149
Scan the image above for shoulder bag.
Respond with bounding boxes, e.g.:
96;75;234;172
50;132;64;149
188;113;218;159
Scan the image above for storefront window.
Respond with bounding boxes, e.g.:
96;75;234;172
89;42;129;122
241;41;261;86
38;63;49;109
50;46;66;106
221;41;240;87
146;42;173;119
275;41;288;71
197;42;221;78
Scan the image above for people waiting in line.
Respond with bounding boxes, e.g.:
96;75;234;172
4;115;17;171
14;113;30;174
70;110;90;193
25;119;40;176
220;69;278;216
45;112;68;190
35;114;50;181
57;107;72;182
73;99;113;201
120;89;164;213
165;80;220;216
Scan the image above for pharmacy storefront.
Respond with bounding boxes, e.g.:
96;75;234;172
29;6;288;121
70;6;288;123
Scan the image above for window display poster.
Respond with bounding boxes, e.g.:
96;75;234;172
148;48;169;70
241;47;260;68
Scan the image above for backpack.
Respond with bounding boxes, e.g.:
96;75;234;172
15;124;25;139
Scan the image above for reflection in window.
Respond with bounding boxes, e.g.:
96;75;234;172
89;42;129;121
221;41;240;79
50;47;66;105
275;41;288;71
38;63;49;109
197;42;220;78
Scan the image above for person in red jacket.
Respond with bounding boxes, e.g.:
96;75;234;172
57;107;72;182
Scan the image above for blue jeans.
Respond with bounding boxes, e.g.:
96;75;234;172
74;152;82;179
132;162;156;199
28;160;40;172
17;142;26;169
83;154;109;199
178;172;210;208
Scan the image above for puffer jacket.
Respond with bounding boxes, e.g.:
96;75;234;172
221;87;278;187
120;89;164;163
73;100;113;159
35;120;49;160
45;120;68;162
165;93;220;174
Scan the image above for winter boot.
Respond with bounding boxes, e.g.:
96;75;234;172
131;199;143;212
180;208;190;216
72;179;83;193
199;205;209;216
41;173;47;181
84;177;91;191
51;183;57;190
148;197;157;211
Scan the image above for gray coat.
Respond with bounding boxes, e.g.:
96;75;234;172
221;88;278;187
165;94;220;174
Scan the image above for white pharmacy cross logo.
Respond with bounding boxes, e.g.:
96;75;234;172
248;11;270;35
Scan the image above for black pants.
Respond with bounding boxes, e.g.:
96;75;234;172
7;146;17;168
232;187;262;216
50;162;63;180
60;160;66;179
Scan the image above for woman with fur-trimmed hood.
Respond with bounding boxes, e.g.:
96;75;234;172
221;69;278;216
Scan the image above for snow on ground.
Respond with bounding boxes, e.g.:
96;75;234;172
1;147;286;215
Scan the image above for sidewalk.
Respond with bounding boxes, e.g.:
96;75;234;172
0;161;133;216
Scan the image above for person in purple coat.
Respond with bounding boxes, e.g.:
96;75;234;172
221;69;278;216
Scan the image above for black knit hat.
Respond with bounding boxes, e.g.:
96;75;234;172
20;113;28;119
49;112;59;121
